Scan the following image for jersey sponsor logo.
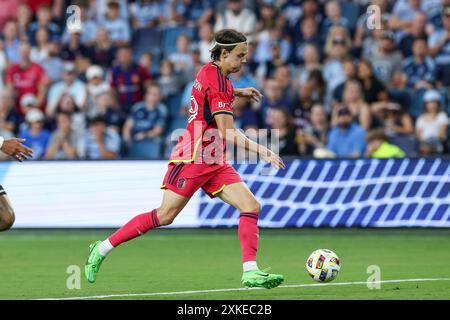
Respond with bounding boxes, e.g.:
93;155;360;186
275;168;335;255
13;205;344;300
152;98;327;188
177;177;187;189
188;95;198;123
218;101;230;109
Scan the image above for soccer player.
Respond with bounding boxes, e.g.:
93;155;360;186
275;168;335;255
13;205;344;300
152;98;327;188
85;29;286;289
0;137;34;231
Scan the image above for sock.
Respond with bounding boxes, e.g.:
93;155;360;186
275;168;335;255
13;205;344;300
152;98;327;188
98;238;114;256
243;261;259;272
108;209;160;248
238;211;259;265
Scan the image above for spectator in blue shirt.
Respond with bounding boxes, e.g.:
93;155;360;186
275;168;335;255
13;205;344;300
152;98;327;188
84;115;121;160
3;21;22;65
428;5;450;86
20;108;51;160
101;0;131;46
27;5;61;47
229;66;258;90
123;84;168;159
400;37;436;90
327;107;367;158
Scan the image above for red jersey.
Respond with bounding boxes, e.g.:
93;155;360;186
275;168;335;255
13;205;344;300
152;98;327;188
169;62;234;165
6;63;48;115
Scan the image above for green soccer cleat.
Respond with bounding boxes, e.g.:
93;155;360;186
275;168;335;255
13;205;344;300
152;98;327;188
241;269;284;289
84;240;105;283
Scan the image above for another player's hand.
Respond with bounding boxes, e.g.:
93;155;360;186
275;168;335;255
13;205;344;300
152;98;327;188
260;148;286;170
235;88;263;102
1;138;33;162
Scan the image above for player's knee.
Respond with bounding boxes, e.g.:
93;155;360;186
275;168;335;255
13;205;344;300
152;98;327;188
157;208;177;226
0;210;15;232
243;199;261;214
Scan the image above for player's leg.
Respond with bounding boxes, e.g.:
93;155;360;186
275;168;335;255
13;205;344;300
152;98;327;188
85;189;190;283
0;187;15;231
217;182;284;289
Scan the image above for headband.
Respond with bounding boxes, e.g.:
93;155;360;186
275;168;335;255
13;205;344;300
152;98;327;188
210;41;247;51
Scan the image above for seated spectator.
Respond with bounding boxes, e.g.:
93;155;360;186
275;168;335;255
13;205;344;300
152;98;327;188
229;66;258;90
44;111;84;160
266;107;299;156
139;51;158;78
90;92;125;132
354;0;391;48
367;31;403;86
332;80;371;130
255;26;291;65
274;65;297;105
389;0;422;33
371;101;415;136
399;37;436;90
357;59;389;104
397;12;428;58
85;65;111;114
233;97;258;131
54;93;86;135
214;0;257;40
428;5;450;87
83;115;121;160
320;0;351;40
198;23;215;64
30;27;50;65
122;84;168;159
0;0;19;32
256;40;287;82
110;45;152;113
27;4;61;46
416;89;449;154
89;27;117;69
47;62;87;117
168;34;194;75
60;27;93;61
19;108;50;160
6;42;49;116
366;128;406;158
169;0;214;27
130;0;166;29
157;60;184;99
297;104;328;156
323;26;352;105
292;16;323;64
3;20;22;65
327;107;367;158
292;80;315;129
101;0;131;46
297;44;322;86
40;40;64;82
258;78;291;125
19;93;39;121
0;88;21;135
17;4;32;41
333;56;358;104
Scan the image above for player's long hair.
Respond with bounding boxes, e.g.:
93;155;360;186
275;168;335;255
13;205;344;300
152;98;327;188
210;29;247;61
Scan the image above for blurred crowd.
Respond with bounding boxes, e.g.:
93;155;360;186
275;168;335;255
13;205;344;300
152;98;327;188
0;0;449;160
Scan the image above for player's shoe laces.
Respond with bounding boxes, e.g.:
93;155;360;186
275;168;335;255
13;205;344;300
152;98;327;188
241;268;284;289
84;240;105;283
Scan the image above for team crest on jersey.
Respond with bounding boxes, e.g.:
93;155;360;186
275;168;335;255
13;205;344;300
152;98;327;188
188;96;199;123
177;177;187;189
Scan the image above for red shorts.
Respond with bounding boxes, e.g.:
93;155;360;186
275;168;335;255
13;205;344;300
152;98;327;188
161;162;243;198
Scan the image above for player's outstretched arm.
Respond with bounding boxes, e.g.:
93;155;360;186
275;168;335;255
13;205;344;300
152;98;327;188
0;138;33;162
234;88;263;103
215;114;285;170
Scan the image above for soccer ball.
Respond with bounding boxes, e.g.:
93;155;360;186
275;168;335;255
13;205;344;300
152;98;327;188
306;249;341;283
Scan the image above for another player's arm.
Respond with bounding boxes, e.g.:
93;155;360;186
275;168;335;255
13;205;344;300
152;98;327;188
215;114;285;170
0;137;33;162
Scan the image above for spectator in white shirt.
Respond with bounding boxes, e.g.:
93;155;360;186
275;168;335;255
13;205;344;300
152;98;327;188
101;0;131;46
214;0;257;41
416;89;449;154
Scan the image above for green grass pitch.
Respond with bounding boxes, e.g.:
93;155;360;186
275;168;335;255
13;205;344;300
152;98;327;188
0;228;449;300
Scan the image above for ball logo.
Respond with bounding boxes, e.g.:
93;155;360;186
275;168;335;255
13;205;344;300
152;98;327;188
177;177;187;189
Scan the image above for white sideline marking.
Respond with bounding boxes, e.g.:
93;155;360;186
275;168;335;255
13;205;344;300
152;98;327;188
37;278;450;300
